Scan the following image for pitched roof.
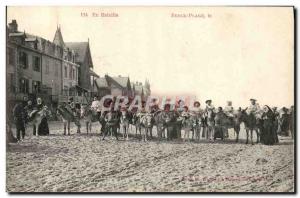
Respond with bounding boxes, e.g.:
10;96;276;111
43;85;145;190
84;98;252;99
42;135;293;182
53;27;65;47
65;42;90;63
95;77;109;88
111;76;130;88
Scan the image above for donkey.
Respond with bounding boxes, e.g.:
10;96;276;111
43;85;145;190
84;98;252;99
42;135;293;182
28;106;52;136
204;109;215;140
153;110;167;140
120;110;131;140
240;109;261;145
139;113;154;142
80;104;101;134
163;111;178;141
190;114;203;142
57;104;81;135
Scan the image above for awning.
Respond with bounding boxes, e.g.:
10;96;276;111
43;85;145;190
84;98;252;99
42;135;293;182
69;85;89;92
90;69;99;78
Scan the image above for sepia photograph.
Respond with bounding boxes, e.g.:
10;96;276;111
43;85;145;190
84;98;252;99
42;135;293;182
5;6;295;193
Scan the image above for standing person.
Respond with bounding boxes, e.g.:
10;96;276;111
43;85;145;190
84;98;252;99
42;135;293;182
67;97;81;133
224;101;234;138
279;107;290;136
214;107;227;140
174;100;185;139
204;100;215;140
24;100;36;135
261;105;276;145
272;107;280;143
181;106;193;142
190;101;204;141
35;97;50;136
13;96;28;142
102;107;119;140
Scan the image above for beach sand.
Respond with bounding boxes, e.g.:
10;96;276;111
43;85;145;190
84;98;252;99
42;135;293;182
6;121;294;192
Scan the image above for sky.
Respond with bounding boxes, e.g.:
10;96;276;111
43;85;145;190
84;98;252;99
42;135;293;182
7;6;294;108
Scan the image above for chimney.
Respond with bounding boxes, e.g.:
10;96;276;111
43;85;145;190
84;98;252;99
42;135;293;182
8;20;18;33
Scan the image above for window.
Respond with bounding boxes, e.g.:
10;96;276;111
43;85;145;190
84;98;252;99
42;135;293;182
18;51;28;69
33;56;40;72
9;73;15;92
32;80;41;93
45;60;49;74
55;63;58;77
34;42;38;50
69;67;73;80
64;66;68;78
8;48;15;65
19;78;29;93
63;86;68;96
72;69;75;80
75;69;77;81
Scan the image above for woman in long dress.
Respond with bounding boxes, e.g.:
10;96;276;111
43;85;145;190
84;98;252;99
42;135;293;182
36;97;50;136
261;105;276;145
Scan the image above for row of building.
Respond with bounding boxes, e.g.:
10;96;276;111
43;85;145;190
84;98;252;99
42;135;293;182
6;20;151;110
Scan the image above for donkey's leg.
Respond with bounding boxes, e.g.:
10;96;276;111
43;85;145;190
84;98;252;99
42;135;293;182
150;128;153;139
67;122;70;135
207;127;211;140
256;129;260;143
89;122;92;134
86;122;89;134
145;128;148;142
126;125;129;140
192;129;195;141
251;130;254;145
63;121;66;135
245;129;249;144
235;129;239;142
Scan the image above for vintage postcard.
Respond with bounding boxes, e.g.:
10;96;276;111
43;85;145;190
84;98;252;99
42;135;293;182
6;6;294;193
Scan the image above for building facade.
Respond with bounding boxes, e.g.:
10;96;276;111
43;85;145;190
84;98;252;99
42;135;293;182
7;20;63;107
6;19;99;108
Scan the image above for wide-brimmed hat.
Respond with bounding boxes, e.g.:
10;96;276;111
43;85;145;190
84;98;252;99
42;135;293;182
205;100;212;104
194;101;200;106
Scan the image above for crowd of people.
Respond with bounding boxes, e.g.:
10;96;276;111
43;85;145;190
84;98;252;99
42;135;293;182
8;95;295;145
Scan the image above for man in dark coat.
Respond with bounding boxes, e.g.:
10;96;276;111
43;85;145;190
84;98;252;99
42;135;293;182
24;100;36;135
13;96;28;141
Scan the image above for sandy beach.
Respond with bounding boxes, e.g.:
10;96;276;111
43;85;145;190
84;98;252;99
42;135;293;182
6;121;294;192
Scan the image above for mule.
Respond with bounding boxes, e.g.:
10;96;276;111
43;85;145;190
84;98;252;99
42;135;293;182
102;111;119;140
120;110;131;140
190;114;203;142
57;104;81;135
163;111;178;141
28;106;52;136
153;110;167;140
204;110;215;140
80;105;101;134
139;113;154;142
240;109;260;145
